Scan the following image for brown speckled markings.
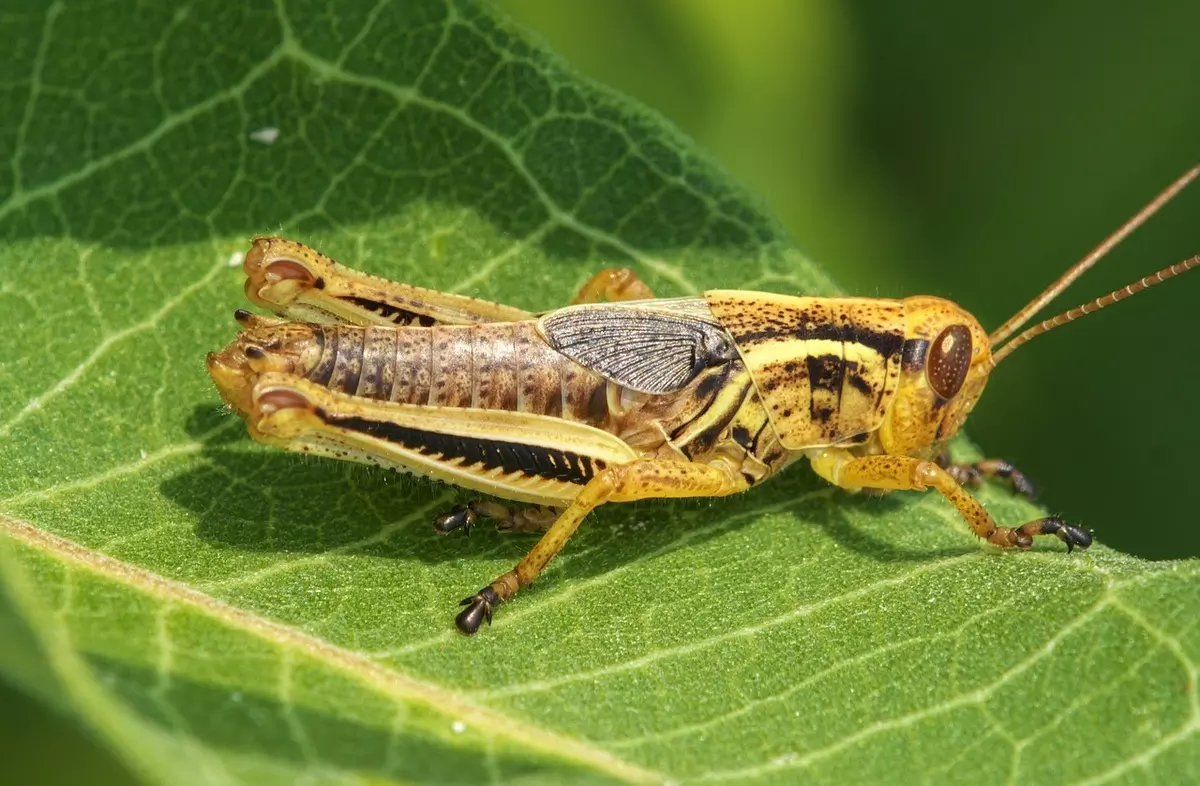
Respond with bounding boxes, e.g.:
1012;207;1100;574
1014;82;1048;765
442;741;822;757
296;322;613;424
704;292;908;449
514;325;563;418
357;327;395;399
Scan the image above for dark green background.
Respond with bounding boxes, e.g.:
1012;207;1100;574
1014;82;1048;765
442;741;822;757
6;1;1198;782
500;0;1200;563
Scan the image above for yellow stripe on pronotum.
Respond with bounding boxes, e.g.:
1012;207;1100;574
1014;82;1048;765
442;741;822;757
208;164;1199;634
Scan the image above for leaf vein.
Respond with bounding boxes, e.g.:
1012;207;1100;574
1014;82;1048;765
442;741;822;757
604;604;1008;749
0;255;227;440
0;515;666;785
695;598;1110;781
474;552;983;699
281;44;703;296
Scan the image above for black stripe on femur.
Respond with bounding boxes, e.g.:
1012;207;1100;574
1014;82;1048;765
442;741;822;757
321;411;598;484
345;296;437;327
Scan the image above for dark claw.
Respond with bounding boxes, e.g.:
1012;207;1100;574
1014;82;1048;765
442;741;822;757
1063;525;1093;553
1010;473;1038;501
455;587;501;635
434;504;474;536
1040;517;1093;552
234;308;253;325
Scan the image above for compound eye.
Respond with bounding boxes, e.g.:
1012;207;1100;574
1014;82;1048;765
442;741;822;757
926;324;972;398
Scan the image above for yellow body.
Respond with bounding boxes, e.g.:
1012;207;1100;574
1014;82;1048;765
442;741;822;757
208;237;1092;634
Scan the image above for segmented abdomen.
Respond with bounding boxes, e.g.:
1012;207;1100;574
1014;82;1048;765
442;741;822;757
303;322;610;425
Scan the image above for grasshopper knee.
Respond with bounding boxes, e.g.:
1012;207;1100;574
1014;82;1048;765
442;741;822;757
255;387;312;415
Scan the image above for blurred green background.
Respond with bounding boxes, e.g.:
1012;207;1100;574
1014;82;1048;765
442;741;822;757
498;0;1200;563
6;1;1199;782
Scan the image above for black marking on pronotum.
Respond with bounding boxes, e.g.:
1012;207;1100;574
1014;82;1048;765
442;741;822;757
319;411;597;484
806;355;844;427
836;358;863;409
901;338;929;372
346;296;437;327
873;353;901;412
806;353;845;406
733;322;904;360
846;370;873;396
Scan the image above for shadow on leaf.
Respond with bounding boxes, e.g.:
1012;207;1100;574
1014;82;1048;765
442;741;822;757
164;408;973;588
816;501;976;563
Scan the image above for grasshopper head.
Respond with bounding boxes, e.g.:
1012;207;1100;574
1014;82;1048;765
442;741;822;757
879;296;993;456
879;165;1200;457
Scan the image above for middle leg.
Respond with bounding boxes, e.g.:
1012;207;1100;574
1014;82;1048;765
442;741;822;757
936;451;1038;499
433;501;560;536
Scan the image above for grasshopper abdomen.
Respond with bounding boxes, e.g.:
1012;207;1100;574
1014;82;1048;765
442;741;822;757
220;316;618;423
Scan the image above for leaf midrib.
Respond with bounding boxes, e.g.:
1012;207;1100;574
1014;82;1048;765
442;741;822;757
0;514;665;786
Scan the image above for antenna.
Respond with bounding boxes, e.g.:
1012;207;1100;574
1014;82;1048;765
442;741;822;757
988;163;1200;348
991;255;1200;365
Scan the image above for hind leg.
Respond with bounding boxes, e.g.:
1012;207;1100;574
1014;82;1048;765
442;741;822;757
241;236;533;326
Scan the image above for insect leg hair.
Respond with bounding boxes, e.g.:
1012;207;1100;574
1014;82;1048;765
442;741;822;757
433;501;560;536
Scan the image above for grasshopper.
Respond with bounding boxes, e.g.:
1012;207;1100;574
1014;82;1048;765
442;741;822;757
208;165;1198;634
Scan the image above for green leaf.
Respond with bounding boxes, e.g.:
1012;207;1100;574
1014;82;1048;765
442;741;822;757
0;1;1195;784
